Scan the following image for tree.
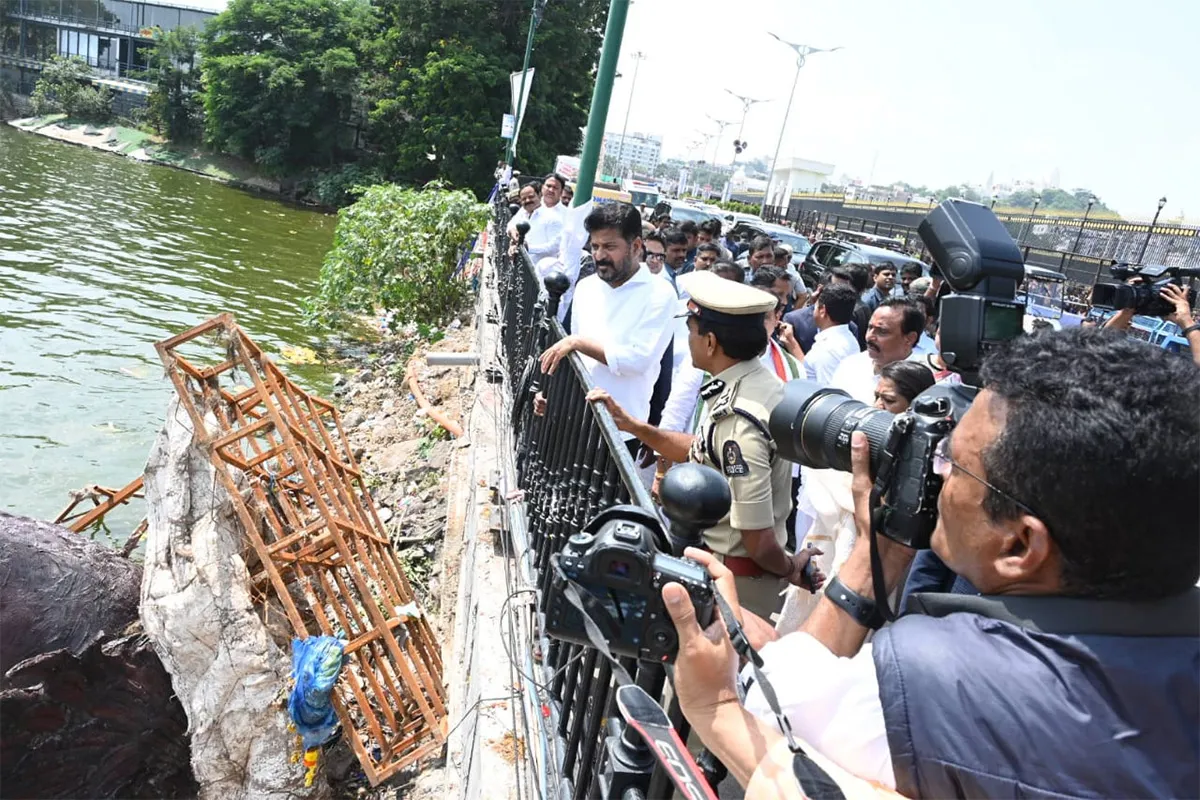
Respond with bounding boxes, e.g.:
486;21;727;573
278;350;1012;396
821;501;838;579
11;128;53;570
364;0;608;197
29;56;113;122
304;183;489;329
199;0;373;171
146;27;202;141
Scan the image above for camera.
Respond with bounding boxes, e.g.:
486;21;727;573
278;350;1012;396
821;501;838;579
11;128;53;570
544;505;715;662
1090;263;1199;317
771;381;973;549
766;200;1023;550
919;199;1026;386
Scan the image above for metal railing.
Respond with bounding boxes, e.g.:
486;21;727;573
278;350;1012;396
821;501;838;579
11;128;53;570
492;197;686;800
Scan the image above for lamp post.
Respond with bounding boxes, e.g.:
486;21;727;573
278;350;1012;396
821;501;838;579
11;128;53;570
706;114;735;167
725;89;768;166
1069;196;1096;279
1137;196;1168;264
616;50;646;178
506;0;549;167
760;35;841;217
1020;194;1041;243
574;0;630;206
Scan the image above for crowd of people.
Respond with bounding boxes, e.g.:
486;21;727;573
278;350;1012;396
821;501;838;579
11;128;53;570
502;176;1199;799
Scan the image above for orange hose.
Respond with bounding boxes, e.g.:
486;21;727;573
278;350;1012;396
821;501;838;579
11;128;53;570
405;357;464;438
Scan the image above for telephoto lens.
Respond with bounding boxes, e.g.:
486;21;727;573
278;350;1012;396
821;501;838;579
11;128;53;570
768;379;895;474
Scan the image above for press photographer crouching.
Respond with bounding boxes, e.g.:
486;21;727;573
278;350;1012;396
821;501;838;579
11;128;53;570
663;325;1200;797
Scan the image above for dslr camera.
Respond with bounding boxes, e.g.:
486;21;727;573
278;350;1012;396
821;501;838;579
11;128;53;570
770;199;1025;550
1090;263;1199;317
544;505;714;662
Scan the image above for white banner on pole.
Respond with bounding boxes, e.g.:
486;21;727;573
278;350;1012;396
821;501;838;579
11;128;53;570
501;113;515;139
509;68;536;154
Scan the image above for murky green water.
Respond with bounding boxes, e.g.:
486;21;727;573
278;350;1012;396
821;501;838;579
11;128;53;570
0;124;336;533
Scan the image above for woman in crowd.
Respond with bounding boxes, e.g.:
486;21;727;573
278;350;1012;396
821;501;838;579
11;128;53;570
873;360;936;413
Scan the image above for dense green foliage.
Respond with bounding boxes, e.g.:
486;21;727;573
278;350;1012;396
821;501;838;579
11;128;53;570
1001;188;1112;213
199;0;373;171
363;0;607;197
304;183;488;329
145;28;203;141
29;56;113;121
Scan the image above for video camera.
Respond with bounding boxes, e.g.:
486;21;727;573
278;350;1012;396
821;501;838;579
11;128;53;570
544;465;732;662
1090;263;1199;317
769;200;1024;555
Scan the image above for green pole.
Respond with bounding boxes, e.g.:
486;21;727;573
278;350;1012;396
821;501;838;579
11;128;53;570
506;0;540;167
573;0;630;206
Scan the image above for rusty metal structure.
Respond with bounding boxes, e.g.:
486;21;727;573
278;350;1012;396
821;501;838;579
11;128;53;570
54;477;148;555
153;313;446;785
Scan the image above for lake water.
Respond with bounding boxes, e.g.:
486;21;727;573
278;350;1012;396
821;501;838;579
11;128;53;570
0;124;336;535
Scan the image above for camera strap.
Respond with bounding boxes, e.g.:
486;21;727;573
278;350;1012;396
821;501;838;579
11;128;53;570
867;424;908;623
554;562;845;798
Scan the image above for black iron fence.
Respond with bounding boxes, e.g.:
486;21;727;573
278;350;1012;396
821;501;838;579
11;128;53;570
761;197;1200;278
492;197;687;800
786;209;1129;310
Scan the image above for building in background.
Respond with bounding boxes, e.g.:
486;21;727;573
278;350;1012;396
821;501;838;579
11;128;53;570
766;157;836;205
600;131;662;174
0;0;226;108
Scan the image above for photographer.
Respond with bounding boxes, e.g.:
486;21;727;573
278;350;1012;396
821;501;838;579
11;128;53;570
664;327;1199;797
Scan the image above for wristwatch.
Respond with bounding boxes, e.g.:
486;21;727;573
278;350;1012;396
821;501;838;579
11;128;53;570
1181;322;1200;336
824;575;886;630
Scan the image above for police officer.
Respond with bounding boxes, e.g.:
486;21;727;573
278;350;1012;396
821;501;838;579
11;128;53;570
587;271;823;619
679;271;822;617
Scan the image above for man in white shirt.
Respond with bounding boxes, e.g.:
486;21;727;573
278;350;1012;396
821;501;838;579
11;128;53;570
506;182;541;238
785;283;860;386
539;203;676;444
524;173;567;262
828;298;926;403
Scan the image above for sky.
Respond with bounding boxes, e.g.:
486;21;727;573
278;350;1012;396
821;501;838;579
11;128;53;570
597;0;1200;221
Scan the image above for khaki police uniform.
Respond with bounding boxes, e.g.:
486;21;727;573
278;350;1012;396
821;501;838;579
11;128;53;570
677;272;795;619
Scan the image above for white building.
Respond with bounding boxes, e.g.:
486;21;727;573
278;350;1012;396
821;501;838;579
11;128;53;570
602;132;663;173
765;157;836;206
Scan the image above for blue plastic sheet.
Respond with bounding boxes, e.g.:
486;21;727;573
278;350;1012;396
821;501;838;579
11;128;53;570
288;636;346;750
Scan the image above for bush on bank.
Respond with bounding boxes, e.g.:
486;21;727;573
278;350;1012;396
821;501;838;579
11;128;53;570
29;56;113;123
304;183;488;330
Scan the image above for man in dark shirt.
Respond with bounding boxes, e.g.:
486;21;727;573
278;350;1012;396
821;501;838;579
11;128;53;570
781;268;861;353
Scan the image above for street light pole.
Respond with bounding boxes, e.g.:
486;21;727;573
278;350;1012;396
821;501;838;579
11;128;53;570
760;35;842;218
1070;196;1096;280
706;115;734;166
506;0;548;167
724;90;767;201
1137;196;1168;264
574;0;630;206
616;50;646;178
1020;194;1041;243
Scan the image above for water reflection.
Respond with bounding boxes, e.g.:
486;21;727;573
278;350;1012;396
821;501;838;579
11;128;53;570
0;124;336;531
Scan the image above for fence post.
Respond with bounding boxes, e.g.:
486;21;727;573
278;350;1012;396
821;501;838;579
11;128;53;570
545;271;570;318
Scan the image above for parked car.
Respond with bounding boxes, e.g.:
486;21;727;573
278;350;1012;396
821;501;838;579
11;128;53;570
722;210;766;232
728;221;812;267
801;237;927;287
651;198;721;226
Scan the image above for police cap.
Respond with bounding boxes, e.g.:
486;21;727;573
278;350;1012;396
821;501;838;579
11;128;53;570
677;270;778;325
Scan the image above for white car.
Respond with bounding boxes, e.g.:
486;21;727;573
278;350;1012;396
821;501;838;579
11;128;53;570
722;210;766;232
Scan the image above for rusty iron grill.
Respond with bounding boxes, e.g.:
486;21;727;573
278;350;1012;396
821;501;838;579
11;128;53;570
154;313;446;785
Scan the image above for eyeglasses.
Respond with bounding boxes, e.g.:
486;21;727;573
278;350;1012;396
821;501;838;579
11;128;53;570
933;437;1038;517
646;252;666;262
